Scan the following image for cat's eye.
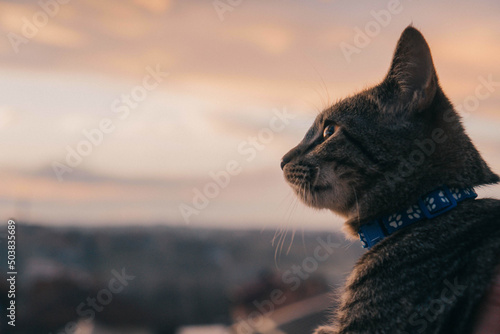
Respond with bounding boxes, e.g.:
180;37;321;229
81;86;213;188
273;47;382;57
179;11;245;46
323;123;338;139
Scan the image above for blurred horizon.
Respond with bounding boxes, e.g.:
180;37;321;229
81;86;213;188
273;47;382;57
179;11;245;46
1;0;500;229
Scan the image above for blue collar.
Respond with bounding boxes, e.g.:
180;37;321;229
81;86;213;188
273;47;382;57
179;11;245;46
358;186;477;249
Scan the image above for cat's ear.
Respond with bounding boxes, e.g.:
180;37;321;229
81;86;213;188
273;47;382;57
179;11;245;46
385;26;437;111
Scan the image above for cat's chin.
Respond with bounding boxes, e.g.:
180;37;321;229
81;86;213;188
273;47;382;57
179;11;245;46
291;184;330;209
291;182;353;217
283;163;355;215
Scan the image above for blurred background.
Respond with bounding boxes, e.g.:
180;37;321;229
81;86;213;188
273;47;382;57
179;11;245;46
0;0;499;333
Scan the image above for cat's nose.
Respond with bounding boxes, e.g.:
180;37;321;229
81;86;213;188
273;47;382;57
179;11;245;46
280;159;287;170
281;146;301;170
281;151;294;170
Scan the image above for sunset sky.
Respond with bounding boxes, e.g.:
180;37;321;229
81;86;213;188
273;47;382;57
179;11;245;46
1;0;499;230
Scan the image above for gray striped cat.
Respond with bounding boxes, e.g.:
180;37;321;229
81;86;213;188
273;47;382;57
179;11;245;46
281;26;500;333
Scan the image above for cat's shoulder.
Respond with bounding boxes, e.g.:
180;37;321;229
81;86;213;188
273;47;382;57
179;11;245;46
461;198;500;226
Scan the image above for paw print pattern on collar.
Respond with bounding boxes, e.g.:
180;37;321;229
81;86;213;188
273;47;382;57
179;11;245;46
359;186;477;249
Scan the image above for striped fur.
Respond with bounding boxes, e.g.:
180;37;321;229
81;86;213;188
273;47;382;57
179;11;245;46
281;26;500;333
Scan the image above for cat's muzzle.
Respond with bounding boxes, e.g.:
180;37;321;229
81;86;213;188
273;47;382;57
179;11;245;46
283;164;320;189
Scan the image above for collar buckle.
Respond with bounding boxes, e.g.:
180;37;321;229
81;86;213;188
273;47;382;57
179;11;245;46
418;186;457;219
359;219;387;249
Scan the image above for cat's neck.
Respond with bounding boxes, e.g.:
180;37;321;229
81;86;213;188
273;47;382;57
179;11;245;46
354;185;477;248
344;185;477;239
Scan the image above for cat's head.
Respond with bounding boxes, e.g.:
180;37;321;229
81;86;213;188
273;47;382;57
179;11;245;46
281;26;499;236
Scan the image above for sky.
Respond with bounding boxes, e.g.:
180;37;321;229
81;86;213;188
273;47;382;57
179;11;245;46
0;0;499;230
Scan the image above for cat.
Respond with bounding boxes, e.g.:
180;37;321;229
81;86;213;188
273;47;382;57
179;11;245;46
281;26;500;333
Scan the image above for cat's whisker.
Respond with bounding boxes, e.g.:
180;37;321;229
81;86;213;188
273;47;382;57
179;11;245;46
310;86;327;113
279;224;288;257
274;225;291;268
279;189;296;208
279;26;500;333
352;186;361;223
313;167;321;187
287;228;297;255
272;222;285;247
343;239;355;251
273;227;285;267
285;197;298;226
278;229;285;258
307;58;333;111
301;228;307;254
285;189;300;221
272;226;283;247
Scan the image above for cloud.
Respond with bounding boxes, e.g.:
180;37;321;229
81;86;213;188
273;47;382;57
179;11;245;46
132;0;173;13
228;24;294;55
0;0;499;228
35;23;89;49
